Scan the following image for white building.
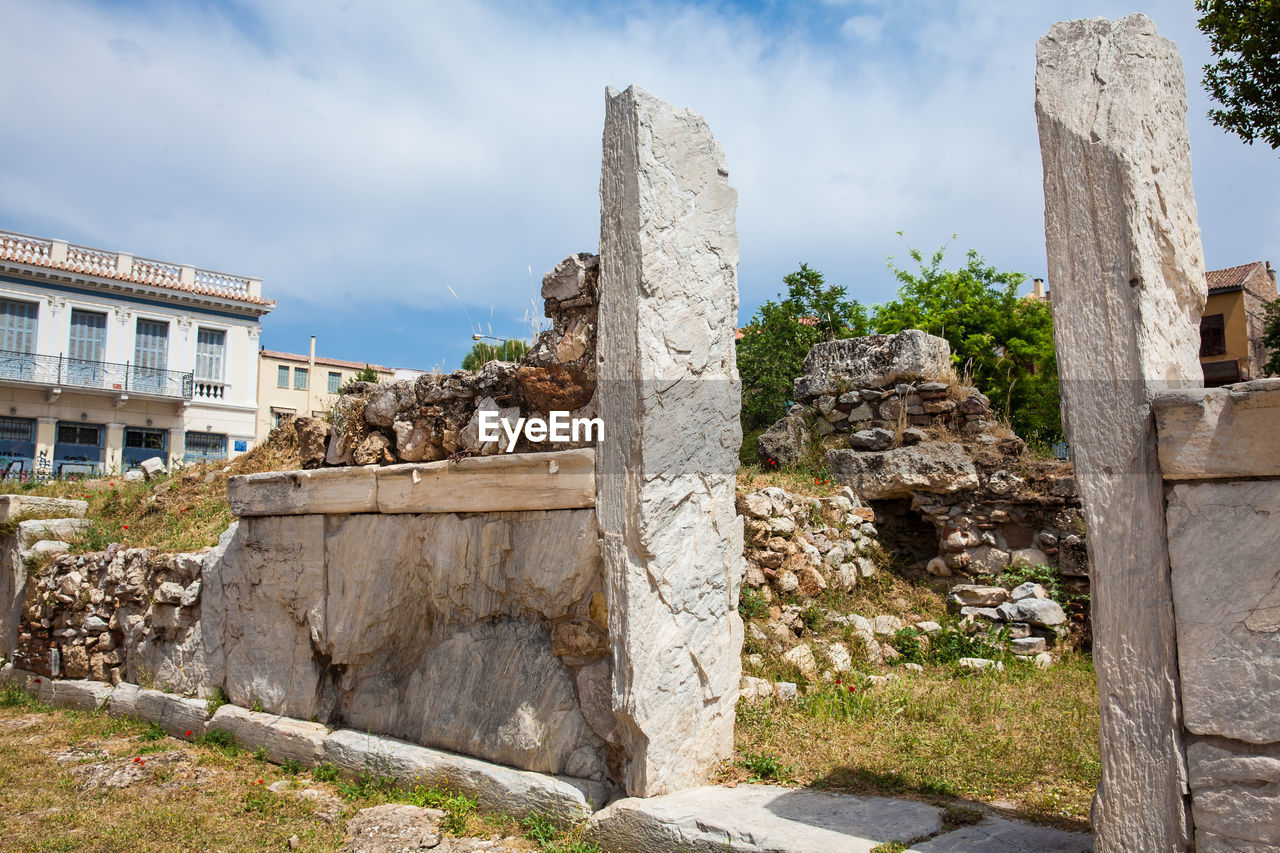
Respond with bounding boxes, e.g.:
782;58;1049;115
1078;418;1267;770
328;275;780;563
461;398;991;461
0;229;273;476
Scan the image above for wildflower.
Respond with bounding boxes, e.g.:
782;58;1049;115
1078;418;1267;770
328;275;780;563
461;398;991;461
133;757;141;763
185;730;192;737
833;677;841;685
122;525;129;530
140;759;145;766
257;779;264;785
848;685;856;693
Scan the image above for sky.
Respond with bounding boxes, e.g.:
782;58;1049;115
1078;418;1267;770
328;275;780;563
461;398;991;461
2;0;1277;371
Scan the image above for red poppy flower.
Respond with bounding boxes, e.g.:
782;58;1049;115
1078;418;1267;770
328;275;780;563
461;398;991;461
185;730;192;737
122;525;129;530
133;757;140;763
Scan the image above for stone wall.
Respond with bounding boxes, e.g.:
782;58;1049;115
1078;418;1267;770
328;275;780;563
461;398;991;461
1155;380;1280;853
760;330;1089;625
209;452;614;785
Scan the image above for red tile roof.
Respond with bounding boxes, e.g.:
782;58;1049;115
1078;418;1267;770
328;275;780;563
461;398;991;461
0;230;274;309
260;350;391;373
1206;261;1265;293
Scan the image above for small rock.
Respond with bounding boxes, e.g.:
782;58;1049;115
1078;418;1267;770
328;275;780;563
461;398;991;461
900;427;928;446
772;682;798;702
825;642;852;672
1011;637;1047;655
1009;582;1048;602
739;676;774;702
123;469;145;481
958;657;1004;672
868;673;899;687
871;614;903;636
902;662;924;673
915;621;942;634
925;557;951;577
738;492;774;519
949;584;1010;607
1034;652;1053;669
996;598;1067;628
139;457;166;480
1010;547;1050;568
797;566;827;598
768;516;797;537
153;582;184;605
340;803;444;853
782;643;818;679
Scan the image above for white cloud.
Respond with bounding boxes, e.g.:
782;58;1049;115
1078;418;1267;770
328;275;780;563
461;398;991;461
0;0;1275;363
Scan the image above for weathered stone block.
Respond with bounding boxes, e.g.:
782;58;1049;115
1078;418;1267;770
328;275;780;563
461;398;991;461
1187;738;1280;851
1169;481;1280;743
597;84;744;796
227;468;377;516
793;330;950;399
0;495;88;522
375;449;595;513
209;704;327;766
1154;379;1280;480
322;729;607;823
108;683;209;738
826;443;978;500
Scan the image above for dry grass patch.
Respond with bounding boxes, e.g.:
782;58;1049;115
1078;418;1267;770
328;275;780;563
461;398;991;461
0;687;608;852
730;653;1099;831
0;426;301;554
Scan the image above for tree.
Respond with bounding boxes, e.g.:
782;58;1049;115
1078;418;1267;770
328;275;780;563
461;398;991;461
737;263;871;429
461;338;529;371
1196;0;1280;149
353;365;381;383
874;246;1061;442
1263;299;1280;376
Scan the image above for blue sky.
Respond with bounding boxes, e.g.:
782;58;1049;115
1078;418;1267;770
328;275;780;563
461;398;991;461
3;0;1277;371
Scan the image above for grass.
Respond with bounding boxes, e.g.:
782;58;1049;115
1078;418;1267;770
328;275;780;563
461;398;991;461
731;652;1098;829
0;426;302;554
0;690;614;851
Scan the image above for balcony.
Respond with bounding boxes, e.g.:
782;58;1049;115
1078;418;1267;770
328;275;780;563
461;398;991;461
0;349;193;400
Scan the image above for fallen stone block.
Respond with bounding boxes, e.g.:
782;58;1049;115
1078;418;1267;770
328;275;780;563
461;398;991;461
0;495;88;522
107;683;208;738
50;679;114;712
209;704;327;766
322;729;608;823
587;784;943;853
827;443;978;500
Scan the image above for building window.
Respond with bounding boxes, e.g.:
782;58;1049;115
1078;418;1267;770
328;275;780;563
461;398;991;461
1200;313;1227;357
195;328;225;381
124;428;166;450
56;423;102;446
69;309;106;362
185;431;227;461
277;365;289;388
271;408;295;429
0;417;34;443
0;299;38;354
294;367;308;390
328;371;342;394
134;318;169;370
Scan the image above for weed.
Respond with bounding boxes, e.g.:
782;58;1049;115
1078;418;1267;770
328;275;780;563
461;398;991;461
313;762;339;783
890;627;925;664
0;685;48;711
253;745;269;763
738;751;793;783
941;804;984;830
137;721;167;742
242;786;278;815
401;786;478;834
738;587;768;621
871;843;907;853
520;812;561;844
800;603;826;633
249;699;264;713
280;758;303;776
205;687;228;716
197;728;240;756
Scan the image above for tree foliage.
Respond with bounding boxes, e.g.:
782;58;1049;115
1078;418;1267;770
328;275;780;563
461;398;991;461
353;365;381;383
737;264;871;429
1196;0;1280;149
874;247;1061;442
461;339;529;371
1263;299;1280;376
736;248;1062;446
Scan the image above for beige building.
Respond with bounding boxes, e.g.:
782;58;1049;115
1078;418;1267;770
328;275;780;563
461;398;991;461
256;341;392;440
1200;260;1278;386
0;229;272;476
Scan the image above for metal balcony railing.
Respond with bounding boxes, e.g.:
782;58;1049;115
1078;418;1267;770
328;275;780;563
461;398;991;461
0;349;194;399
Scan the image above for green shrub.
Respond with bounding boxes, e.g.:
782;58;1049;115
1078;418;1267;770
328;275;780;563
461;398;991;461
738;588;768;621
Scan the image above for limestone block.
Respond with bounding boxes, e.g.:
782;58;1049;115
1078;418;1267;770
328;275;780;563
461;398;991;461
202;516;327;720
756;415;810;467
1187;739;1280;850
108;683;209;738
322;729;607;823
826;444;978;500
597;85;744;796
1036;13;1206;849
139;457;165;480
1154;379;1280;480
0;495;88;522
586;784;943;853
17;518;90;549
228;467;377;516
793;330;951;399
995;598;1065;629
209;704;327;766
375;449;595;513
50;679;114;712
949;585;1009;607
1169;481;1280;742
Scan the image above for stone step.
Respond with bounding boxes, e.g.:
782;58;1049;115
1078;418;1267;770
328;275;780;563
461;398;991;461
586;784;1092;853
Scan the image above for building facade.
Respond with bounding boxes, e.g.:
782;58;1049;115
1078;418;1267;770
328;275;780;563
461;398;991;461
256;342;391;441
0;230;272;476
1200;260;1278;386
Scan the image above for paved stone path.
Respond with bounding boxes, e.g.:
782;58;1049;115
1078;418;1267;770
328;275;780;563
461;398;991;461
586;784;1093;852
